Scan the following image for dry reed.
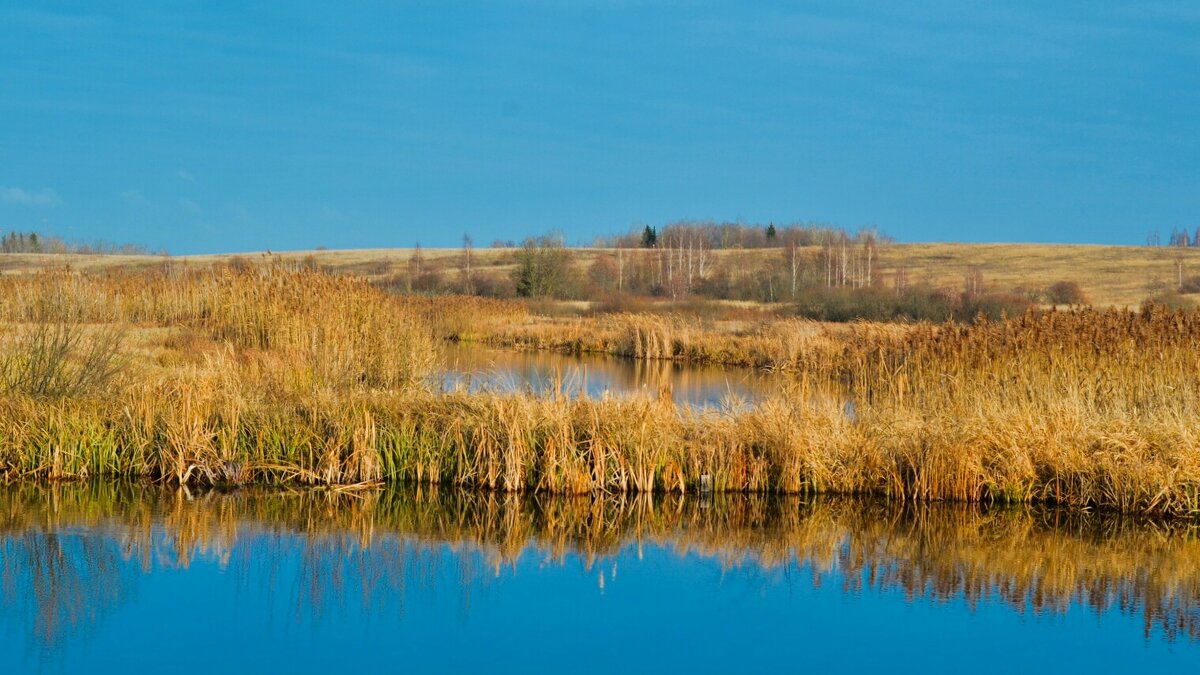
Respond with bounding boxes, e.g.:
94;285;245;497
0;269;1198;516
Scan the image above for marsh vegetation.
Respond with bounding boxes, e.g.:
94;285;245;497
0;263;1197;516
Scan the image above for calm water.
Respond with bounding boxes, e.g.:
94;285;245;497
437;342;787;408
2;484;1198;673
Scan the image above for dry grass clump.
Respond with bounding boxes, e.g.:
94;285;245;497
395;294;529;340
0;265;438;391
839;306;1200;514
194;267;436;390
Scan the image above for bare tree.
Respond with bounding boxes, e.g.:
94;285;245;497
460;234;474;294
862;232;876;288
615;245;625;293
407;242;424;292
894;264;910;297
788;241;800;299
964;265;984;298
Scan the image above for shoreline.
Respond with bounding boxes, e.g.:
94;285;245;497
0;266;1197;518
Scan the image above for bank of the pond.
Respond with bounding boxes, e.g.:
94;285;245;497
2;383;1199;517
2;267;1200;519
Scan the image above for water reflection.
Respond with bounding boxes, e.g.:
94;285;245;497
1;483;1198;670
437;342;784;408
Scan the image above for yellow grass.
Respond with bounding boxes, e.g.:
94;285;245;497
0;266;1199;516
5;241;1199;307
462;311;904;372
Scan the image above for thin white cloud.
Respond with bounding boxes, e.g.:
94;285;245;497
120;189;148;206
1;186;60;206
177;169;196;183
180;198;202;213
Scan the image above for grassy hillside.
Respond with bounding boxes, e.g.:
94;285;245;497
2;242;1197;308
876;243;1198;308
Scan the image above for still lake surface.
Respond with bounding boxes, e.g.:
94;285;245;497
2;482;1197;673
437;342;786;408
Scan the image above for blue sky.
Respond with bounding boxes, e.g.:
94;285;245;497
1;1;1197;254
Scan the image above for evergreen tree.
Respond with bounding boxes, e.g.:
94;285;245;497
640;225;657;248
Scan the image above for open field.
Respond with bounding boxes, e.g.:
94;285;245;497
875;243;1200;308
4;242;1200;308
0;265;1198;516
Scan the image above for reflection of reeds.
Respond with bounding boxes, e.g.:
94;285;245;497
2;483;1199;646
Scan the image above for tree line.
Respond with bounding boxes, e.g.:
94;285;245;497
593;220;887;250
380;226;1062;322
0;231;157;255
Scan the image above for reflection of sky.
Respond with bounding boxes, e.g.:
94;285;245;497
2;491;1199;672
436;343;787;409
3;532;1198;674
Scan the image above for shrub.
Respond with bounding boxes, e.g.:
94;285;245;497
587;255;620;294
1180;275;1200;294
412;270;445;293
1045;280;1088;305
1141;291;1197;311
958;292;1035;321
0;322;125;398
512;236;580;299
792;286;1033;323
794;287;955;322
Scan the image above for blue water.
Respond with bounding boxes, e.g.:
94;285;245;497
437;342;786;408
1;486;1197;673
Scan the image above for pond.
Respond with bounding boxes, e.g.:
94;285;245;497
2;483;1197;673
437;342;790;409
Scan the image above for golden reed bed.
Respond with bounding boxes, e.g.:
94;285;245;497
0;265;1198;516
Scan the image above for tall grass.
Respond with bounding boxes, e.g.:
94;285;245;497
0;265;438;390
0;322;125;397
0;268;1198;516
469;311;889;373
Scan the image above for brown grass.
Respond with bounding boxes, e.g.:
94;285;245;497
6;241;1200;308
0;267;1198;516
465;311;897;372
